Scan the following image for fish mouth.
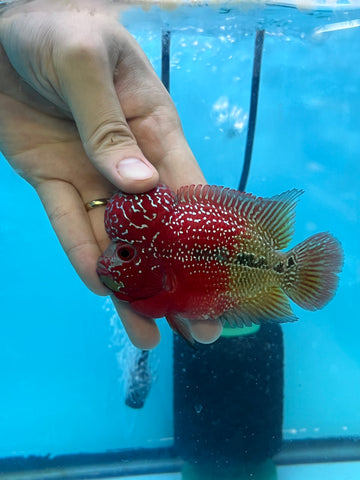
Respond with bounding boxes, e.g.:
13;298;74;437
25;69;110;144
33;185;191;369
96;262;110;276
98;274;125;293
96;260;125;292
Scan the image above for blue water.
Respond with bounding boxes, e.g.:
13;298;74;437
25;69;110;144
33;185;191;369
0;2;359;476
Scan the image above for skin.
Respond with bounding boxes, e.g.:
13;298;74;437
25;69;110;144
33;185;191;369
0;0;222;348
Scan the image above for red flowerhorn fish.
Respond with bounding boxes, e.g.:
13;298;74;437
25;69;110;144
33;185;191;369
96;184;343;343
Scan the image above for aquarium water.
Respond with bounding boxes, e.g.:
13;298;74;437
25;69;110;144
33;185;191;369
0;0;359;479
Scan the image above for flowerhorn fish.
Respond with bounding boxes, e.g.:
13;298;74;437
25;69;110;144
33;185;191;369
97;184;343;343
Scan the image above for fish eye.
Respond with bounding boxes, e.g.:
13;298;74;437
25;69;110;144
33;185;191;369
116;244;136;262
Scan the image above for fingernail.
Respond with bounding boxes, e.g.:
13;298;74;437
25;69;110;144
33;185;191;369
117;158;154;180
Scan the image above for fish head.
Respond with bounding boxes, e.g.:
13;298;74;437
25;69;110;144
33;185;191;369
97;241;165;302
98;184;175;302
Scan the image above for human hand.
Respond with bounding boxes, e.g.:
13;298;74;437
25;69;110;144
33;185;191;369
0;0;222;348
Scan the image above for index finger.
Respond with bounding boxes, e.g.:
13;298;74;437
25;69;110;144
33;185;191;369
112;297;161;349
36;179;109;295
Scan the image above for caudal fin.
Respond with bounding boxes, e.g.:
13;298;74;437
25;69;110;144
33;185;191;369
283;232;343;311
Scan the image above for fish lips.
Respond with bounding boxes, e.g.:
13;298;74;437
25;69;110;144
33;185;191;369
99;274;125;293
96;258;125;293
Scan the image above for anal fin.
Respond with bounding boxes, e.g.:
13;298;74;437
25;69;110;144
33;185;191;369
220;287;298;328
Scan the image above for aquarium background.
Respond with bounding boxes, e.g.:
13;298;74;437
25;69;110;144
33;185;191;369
0;2;359;477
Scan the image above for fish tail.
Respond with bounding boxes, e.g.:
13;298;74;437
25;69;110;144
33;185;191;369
282;232;343;310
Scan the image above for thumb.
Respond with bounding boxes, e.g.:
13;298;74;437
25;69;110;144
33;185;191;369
83;114;160;193
57;44;159;193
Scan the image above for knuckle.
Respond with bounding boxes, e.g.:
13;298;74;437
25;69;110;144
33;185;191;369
56;35;106;70
87;119;136;152
47;204;72;226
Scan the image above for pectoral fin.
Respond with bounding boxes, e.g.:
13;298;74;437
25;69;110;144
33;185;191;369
166;313;195;346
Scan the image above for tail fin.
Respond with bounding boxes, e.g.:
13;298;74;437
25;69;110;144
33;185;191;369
283;232;343;311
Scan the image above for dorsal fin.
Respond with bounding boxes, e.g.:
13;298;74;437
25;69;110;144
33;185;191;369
176;185;303;249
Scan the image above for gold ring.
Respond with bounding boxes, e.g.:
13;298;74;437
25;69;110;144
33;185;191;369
85;199;109;211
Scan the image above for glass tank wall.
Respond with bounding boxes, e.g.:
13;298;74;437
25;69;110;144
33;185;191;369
0;0;359;478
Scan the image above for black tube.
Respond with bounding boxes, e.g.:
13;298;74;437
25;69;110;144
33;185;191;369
161;30;171;92
238;29;265;192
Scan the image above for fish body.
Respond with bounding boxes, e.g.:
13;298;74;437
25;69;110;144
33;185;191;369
97;184;343;340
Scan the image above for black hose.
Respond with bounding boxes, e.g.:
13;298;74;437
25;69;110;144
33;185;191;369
161;30;171;92
238;29;265;192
